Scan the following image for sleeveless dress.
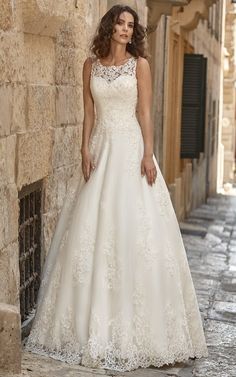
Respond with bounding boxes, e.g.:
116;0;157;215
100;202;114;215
24;56;208;372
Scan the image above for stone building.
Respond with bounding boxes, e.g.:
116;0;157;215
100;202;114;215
221;0;236;184
0;0;226;374
148;0;225;218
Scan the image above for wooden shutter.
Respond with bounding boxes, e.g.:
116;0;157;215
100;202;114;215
180;54;207;159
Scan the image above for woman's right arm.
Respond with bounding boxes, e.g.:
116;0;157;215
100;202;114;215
81;57;95;181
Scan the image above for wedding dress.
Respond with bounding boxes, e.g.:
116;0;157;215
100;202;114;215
25;56;208;372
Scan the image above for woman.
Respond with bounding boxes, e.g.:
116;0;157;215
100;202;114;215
25;4;208;372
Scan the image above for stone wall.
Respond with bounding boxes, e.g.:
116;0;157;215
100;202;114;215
222;0;236;184
187;5;224;204
0;0;105;372
0;0;104;305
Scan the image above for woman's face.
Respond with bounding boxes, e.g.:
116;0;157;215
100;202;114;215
112;11;134;45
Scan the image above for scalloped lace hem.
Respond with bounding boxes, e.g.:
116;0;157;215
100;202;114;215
24;342;208;372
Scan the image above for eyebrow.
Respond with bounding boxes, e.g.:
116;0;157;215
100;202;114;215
118;17;134;25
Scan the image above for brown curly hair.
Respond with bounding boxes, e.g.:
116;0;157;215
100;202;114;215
91;5;147;59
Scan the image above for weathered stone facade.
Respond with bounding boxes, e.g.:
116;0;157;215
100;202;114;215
0;0;106;372
222;0;236;184
148;0;224;218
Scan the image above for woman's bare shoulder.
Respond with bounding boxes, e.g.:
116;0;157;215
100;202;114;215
136;57;151;81
83;56;97;72
83;57;92;69
136;56;150;71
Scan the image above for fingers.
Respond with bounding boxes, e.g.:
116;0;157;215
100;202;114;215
141;161;145;176
146;167;157;186
141;156;157;186
91;160;96;171
82;159;96;182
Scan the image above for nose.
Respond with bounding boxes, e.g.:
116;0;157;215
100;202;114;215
122;23;128;32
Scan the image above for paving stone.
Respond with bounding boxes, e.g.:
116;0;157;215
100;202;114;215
223;225;233;233
229;265;236;272
193;346;236;377
229;253;236;265
203;254;227;269
207;224;224;237
228;244;236;252
205;319;236;347
208;301;236;323
180;222;207;236
205;233;222;246
215;289;236;303
211;243;228;253
222;279;236;292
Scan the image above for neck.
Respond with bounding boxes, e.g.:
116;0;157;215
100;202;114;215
108;41;128;63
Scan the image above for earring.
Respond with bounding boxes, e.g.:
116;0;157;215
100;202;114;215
128;40;132;44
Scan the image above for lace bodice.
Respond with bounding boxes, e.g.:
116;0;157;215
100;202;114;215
90;57;138;129
91;56;137;83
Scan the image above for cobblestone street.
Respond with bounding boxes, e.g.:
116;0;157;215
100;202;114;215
2;193;236;377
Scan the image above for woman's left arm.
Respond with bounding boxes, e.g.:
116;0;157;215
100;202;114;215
136;57;157;186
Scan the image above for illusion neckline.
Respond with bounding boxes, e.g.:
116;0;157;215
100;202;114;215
97;56;135;68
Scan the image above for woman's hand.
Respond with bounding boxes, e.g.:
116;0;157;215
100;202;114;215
141;155;157;186
81;148;96;182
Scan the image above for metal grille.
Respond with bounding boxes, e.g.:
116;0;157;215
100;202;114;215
19;181;42;322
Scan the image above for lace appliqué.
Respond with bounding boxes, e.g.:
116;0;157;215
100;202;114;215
102;226;122;290
136;199;160;269
153;168;172;215
72;223;95;286
91;57;137;83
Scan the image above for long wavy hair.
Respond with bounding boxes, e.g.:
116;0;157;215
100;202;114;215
91;5;147;59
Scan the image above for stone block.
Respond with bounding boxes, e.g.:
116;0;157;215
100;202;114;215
55;46;86;86
51;126;80;169
0;242;20;305
16;129;53;190
6;135;16;184
0;138;7;187
55;45;75;85
44;167;68;213
44;163;80;213
56;85;83;125
0;0;13;31
0;84;12;137
0;303;21;374
24;34;55;84
0;187;6;250
27;85;56;129
0;135;16;186
57;18;87;49
22;0;71;36
0;32;25;83
4;184;19;246
0;183;17;249
11;84;27;133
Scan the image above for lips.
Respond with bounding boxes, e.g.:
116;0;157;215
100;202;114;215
120;34;128;38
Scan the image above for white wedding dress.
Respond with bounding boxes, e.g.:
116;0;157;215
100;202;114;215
25;56;208;372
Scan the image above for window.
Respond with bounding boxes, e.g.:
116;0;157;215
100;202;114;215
19;181;42;324
180;54;207;159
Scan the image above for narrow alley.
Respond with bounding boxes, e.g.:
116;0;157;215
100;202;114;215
3;192;235;377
